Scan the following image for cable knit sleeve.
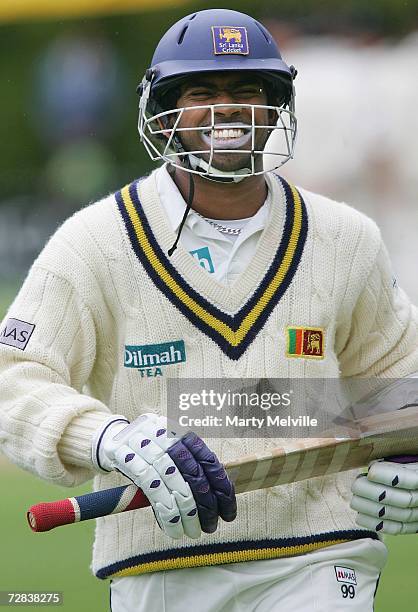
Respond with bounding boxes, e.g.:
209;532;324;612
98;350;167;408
336;226;418;379
0;212;115;487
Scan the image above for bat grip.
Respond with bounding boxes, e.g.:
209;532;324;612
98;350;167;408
27;484;150;532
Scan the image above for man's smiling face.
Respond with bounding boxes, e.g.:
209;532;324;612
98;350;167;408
173;71;275;173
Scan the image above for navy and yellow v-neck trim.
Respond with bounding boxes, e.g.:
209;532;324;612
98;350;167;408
116;175;308;360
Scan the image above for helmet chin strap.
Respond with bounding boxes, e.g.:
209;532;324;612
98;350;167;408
166;150;252;256
187;152;252;184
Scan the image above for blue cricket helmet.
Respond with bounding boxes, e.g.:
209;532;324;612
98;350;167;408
143;8;296;104
137;9;297;183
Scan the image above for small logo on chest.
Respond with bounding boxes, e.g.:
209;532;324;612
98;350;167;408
190;247;215;274
124;340;186;377
286;327;324;359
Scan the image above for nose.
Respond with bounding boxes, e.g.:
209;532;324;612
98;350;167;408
214;94;242;121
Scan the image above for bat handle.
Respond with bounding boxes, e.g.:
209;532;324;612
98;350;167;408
27;484;150;532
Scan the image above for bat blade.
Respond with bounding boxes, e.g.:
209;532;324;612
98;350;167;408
27;406;418;532
231;406;418;493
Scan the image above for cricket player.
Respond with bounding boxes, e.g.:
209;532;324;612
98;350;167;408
1;8;418;611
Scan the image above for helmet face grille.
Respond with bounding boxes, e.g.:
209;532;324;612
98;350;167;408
138;101;297;181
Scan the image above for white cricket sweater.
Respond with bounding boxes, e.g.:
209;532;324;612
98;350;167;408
1;169;418;580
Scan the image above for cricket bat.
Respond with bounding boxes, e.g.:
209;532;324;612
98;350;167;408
27;405;418;532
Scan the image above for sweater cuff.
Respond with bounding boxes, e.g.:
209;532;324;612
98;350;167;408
57;410;115;469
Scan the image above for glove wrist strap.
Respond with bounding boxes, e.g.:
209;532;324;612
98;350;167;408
91;415;129;473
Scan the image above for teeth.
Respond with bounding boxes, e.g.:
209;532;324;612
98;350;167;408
212;128;245;139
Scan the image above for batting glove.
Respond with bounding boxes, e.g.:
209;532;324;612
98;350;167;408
92;413;236;540
351;456;418;534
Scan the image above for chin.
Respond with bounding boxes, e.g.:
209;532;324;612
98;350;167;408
204;152;253;173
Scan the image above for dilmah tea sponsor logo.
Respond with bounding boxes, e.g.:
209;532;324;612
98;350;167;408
124;340;186;378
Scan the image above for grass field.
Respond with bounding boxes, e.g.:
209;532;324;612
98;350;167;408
0;285;106;609
0;462;108;610
1;286;418;611
1;461;418;611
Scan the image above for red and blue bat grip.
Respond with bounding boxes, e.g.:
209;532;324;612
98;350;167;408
27;484;149;532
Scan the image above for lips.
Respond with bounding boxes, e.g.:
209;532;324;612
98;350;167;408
201;123;252;150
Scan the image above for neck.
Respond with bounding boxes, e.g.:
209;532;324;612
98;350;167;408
169;166;268;220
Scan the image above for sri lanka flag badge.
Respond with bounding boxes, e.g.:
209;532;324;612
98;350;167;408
287;326;325;359
212;26;249;55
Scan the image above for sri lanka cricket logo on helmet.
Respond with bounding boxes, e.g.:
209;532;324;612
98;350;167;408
137;8;297;182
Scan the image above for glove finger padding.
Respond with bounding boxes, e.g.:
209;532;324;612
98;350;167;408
153;453;201;539
113;444;194;539
182;432;237;523
368;459;418;490
168;438;219;533
350;493;418;522
132;413;179;452
355;512;418;534
351;457;418;535
352;475;418;508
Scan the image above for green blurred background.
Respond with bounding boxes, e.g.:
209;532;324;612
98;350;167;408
1;0;417;206
1;1;418;610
